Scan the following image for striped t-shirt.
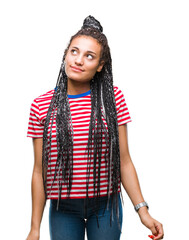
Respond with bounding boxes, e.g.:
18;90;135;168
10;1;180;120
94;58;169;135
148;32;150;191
27;85;132;199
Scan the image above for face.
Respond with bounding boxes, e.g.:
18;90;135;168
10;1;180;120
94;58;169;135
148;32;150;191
64;36;104;83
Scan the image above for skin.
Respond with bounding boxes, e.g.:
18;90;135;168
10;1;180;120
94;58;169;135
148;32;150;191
26;36;164;240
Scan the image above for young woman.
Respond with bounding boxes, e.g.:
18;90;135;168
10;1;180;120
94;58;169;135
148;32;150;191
26;16;164;240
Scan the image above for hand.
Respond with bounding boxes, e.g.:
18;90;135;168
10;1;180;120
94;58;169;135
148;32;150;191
138;208;164;240
26;229;40;240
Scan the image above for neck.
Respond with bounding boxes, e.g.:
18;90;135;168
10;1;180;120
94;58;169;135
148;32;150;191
67;78;90;95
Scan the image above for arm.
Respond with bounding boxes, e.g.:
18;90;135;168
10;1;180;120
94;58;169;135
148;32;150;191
26;138;46;240
119;124;164;240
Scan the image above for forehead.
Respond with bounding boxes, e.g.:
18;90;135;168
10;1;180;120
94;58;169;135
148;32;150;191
70;36;102;55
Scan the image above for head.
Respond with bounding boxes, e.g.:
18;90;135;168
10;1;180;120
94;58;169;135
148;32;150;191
63;16;112;86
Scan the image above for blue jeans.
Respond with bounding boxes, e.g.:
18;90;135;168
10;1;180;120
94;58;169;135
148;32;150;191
49;193;123;240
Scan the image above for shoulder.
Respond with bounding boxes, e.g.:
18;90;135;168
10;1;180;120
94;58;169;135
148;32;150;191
113;85;125;100
32;89;55;105
29;89;55;115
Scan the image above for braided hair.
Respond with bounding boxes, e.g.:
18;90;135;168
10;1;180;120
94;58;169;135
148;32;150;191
42;15;123;231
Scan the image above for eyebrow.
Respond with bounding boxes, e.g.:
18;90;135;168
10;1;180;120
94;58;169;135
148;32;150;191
72;46;97;55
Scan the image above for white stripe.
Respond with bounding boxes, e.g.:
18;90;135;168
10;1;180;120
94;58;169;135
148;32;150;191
46;176;108;181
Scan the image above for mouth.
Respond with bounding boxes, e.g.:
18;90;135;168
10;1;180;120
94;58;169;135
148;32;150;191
70;66;84;72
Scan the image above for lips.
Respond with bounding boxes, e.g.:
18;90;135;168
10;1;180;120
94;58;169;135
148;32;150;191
71;66;84;72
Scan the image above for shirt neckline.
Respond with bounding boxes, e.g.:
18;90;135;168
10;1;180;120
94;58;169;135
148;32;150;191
54;87;91;98
67;90;91;98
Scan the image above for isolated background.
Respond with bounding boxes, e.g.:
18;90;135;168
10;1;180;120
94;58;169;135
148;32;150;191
0;0;188;239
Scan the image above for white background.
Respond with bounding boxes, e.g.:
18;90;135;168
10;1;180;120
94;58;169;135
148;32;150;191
0;0;188;239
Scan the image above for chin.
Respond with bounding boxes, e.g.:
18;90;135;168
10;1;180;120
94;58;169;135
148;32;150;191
67;73;90;83
66;70;81;80
67;75;84;82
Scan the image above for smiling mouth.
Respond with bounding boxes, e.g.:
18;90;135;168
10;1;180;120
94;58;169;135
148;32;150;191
71;66;84;72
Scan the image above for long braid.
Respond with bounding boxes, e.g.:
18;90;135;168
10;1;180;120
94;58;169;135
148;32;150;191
42;16;123;231
42;62;74;206
101;64;122;227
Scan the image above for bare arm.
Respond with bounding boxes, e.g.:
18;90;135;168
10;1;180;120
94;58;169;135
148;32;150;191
118;124;146;213
27;138;46;240
119;124;164;240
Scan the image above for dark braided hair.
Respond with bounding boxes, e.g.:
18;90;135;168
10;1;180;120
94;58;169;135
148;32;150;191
42;15;123;231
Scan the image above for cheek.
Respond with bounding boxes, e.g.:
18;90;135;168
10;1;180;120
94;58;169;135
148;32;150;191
86;61;100;73
65;54;71;65
85;67;97;78
64;56;72;72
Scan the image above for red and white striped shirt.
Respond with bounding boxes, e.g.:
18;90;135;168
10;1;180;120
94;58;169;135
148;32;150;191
27;85;132;199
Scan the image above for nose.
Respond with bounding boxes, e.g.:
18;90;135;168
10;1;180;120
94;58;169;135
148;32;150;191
75;54;84;66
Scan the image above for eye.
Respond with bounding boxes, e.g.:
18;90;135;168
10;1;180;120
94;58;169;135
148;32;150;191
71;49;77;55
87;54;93;60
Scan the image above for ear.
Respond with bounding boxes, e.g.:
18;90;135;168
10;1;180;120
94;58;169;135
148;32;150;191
97;61;105;72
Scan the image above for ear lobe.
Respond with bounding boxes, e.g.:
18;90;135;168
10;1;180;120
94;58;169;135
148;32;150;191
97;61;105;72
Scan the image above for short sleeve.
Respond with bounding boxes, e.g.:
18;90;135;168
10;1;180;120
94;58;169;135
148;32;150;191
114;86;132;126
27;99;44;138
